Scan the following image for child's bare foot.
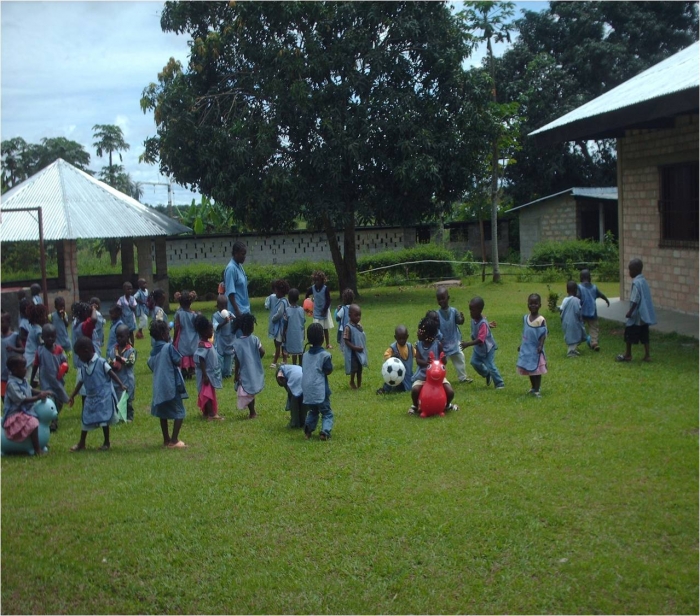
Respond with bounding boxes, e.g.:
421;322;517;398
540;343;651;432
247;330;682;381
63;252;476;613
167;440;187;448
70;444;85;452
207;414;225;421
350;382;357;390
98;444;110;451
247;412;258;419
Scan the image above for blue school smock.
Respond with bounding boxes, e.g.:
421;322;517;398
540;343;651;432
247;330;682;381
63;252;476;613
283;306;306;355
343;323;368;375
232;335;265;396
80;354;118;429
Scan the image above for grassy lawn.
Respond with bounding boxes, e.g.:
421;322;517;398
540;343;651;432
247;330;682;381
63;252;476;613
2;280;697;614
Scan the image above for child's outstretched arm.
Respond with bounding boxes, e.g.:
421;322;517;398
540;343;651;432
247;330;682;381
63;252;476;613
108;369;127;392
68;381;84;406
598;289;610;306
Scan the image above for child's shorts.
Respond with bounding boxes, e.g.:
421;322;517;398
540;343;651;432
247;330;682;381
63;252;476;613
313;312;334;330
237;385;256;409
624;324;649;345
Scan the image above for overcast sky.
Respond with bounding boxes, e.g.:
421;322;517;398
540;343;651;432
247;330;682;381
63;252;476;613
1;1;545;207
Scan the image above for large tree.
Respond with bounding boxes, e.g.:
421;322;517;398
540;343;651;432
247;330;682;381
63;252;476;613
497;1;699;208
92;124;130;188
141;1;490;293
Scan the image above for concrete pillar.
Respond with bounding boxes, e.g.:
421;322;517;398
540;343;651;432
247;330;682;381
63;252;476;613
154;236;170;311
62;239;79;306
135;238;154;289
56;240;66;289
121;239;135;281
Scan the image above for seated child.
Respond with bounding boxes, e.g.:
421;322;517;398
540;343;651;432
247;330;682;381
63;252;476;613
377;325;413;394
408;317;457;415
276;363;306;428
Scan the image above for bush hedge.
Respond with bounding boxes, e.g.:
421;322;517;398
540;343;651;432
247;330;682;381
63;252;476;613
528;238;619;281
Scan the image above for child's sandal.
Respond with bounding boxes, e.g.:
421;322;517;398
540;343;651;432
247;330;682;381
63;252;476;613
407;405;418;415
445;403;459;412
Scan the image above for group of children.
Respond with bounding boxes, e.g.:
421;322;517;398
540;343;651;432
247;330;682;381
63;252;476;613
1;259;656;454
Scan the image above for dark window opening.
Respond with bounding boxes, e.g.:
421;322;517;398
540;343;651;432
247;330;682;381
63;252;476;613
659;163;699;248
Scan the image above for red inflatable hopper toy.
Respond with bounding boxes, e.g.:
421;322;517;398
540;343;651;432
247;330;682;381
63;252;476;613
418;351;447;417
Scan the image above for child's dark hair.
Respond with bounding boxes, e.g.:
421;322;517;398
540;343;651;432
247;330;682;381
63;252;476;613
528;293;542;303
152;288;166;303
90;296;101;308
72;302;93;322
7;354;26;373
54;296;66;308
288;288;300;303
42;323;56;339
579;269;591;282
341;288;355;305
307;322;324;346
417;316;438;342
274;279;290;296
109;304;123;317
425;309;440;324
194;314;212;338
237;313;256;336
175;290;197;306
27;304;47;324
312;270;327;283
18;298;30;318
149;319;170;341
566;280;578;294
74;335;94;354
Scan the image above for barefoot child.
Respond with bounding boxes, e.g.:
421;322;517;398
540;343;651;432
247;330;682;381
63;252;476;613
578;269;609;351
107;304;125;359
617;258;656;363
282;288;305;365
3;356;51;455
269;279;290;367
516;293;548;397
559;280;587;357
173;290;199;379
90;297;106;355
436;286;472;383
276;363;306;428
343;304;368;389
117;282;138;346
194;315;224;421
335;288;355;351
303;323;334;441
212;295;235;378
30;323;70;431
108;324;137;422
232;313;265;419
461;297;504;389
134;278;150;339
50;296;71;355
305;271;333;349
68;336;126;451
148;320;188;448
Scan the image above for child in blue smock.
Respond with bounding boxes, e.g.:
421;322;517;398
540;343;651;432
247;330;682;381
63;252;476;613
68;336;126;452
107;304;125;360
302;323;334;441
377;324;413;394
108;324;136;423
436;286;472;383
305;270;333;349
335;288;355;351
174;290;199;379
232;313;265;419
282;288;306;365
50;296;71;354
578;269;609;351
1;311;23;401
194;315;224;421
516;293;548;397
21;304;47;383
269;279;290;368
134;278;150;340
90;297;106;355
116;283;138;345
461;296;504;389
212;294;235;378
617;258;657;363
276;363;306;428
148;320;188;448
343;304;368;389
30;323;69;431
559;280;587;357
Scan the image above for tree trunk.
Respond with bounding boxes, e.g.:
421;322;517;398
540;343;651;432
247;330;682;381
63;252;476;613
342;205;358;297
488;36;501;283
479;218;486;282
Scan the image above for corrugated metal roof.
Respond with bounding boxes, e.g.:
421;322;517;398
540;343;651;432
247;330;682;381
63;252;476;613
0;159;192;242
510;186;618;212
530;42;699;138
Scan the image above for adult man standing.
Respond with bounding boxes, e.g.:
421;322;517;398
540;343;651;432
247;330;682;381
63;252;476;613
224;240;250;322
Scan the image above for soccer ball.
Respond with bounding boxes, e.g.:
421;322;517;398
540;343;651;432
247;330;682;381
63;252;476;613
303;297;314;316
381;357;405;387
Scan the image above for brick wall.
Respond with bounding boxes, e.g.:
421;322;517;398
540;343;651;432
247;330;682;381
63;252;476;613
519;194;577;261
618;115;698;316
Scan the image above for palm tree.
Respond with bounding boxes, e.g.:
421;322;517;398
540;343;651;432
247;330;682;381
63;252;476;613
92;124;130;187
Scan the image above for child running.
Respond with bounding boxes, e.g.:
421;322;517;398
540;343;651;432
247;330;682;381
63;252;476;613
194;315;224;421
148;320;188;449
335;288;355;351
409;316;457;415
68;336;126;451
282;288;306;365
305;270;334;350
107;324;137;423
617;258;657;363
343;304;368;389
516;293;548;397
460;297;504;389
173;290;199;379
560;280;587;357
268;279;290;368
276;363;306;429
377;325;414;394
30;323;70;431
1;311;24;401
134;278;150;340
50;296;72;355
117;282;138;345
436;286;472;383
212;294;235;378
578;269;610;352
302;323;334;441
232;313;265;419
3;355;51;455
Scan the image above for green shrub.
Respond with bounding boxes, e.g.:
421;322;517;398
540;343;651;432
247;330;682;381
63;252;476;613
528;238;618;279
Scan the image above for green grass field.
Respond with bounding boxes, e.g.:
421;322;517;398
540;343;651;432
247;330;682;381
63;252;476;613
2;280;697;614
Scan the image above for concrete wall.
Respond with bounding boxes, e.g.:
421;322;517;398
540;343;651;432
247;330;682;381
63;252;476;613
518;194;577;261
617;114;698;316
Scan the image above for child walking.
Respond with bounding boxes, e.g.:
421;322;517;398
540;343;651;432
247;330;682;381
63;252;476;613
305;270;334;349
460;297;504;389
282;288;305;365
617;258;657;362
108;324;137;423
377;325;414;394
335;288;355;351
134;278;150;339
212;294;235;378
30;323;70;431
302;323;334;440
409;317;457;415
276;363;306;428
3;355;51;455
90;297;106;355
107;304;125;359
71;302;99;405
1;311;24;401
232;313;265;419
436;286;472;383
117;282;138;345
194;315;224;421
516;293;548;397
173;290;199;379
68;336;126;451
343;304;368;389
268;279;290;367
50;296;72;355
147;320;188;448
578;269;610;352
560;280;587;357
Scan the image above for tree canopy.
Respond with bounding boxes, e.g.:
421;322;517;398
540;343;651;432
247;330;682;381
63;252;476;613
496;0;699;207
141;1;491;293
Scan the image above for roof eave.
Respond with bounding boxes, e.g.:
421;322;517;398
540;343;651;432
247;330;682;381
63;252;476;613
529;88;699;147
